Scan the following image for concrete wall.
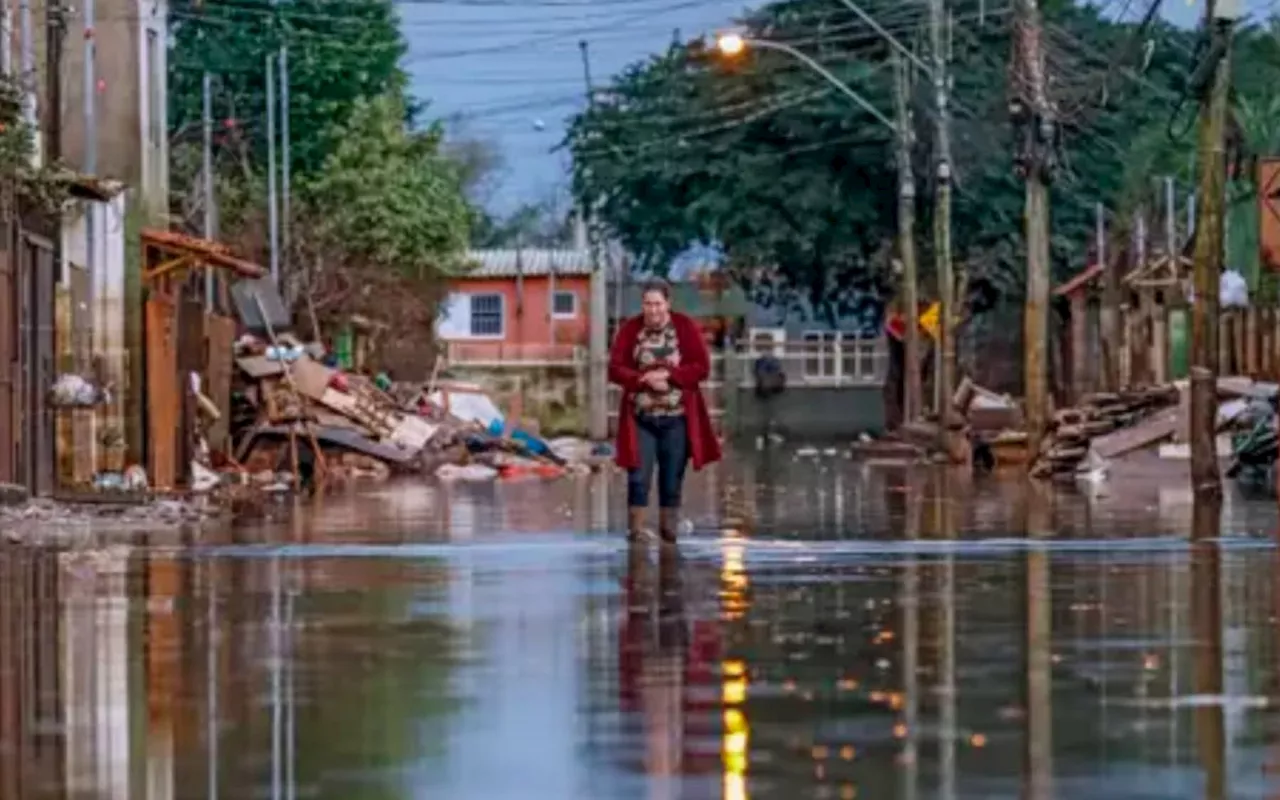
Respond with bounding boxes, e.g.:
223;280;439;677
726;386;887;440
448;364;586;436
22;0;168;214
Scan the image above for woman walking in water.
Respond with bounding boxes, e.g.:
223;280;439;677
609;278;721;544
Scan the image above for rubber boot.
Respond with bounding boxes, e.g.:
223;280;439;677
658;507;679;545
628;506;648;542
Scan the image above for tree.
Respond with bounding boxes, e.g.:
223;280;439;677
168;0;410;179
565;0;1201;307
470;199;577;249
304;94;471;274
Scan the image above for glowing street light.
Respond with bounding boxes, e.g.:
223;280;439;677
716;32;745;56
709;31;895;132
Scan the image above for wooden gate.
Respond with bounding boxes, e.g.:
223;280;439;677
0;217;14;485
14;231;55;496
145;295;179;490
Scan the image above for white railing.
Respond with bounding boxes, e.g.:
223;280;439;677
727;340;887;388
442;341;584;366
602;340;887;428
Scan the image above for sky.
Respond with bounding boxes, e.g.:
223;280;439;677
402;0;1275;217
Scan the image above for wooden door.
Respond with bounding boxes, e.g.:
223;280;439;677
146;295;179;490
0;218;14;485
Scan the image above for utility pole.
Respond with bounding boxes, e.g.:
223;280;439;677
19;0;35;162
580;39;609;441
892;51;921;424
266;54;279;284
202;72;217;307
84;0;96;352
45;0;63;163
2;0;12;75
280;47;291;289
1012;0;1056;461
929;0;955;426
1189;0;1237;498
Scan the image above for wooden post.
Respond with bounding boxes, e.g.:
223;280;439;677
1119;304;1133;389
1219;311;1230;374
1152;304;1168;385
1246;306;1259;376
1189;0;1234;497
1098;203;1120;391
893;52;922;424
1014;0;1055;460
1070;292;1088;401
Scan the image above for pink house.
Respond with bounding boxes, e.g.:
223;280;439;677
437;248;594;362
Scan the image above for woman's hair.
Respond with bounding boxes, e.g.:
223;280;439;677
640;277;672;300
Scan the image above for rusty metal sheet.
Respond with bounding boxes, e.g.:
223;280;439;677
146;296;179;489
1260;158;1280;272
204;314;237;451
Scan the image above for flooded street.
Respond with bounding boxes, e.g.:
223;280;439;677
5;452;1280;798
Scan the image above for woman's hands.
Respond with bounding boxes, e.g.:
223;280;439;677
641;368;671;393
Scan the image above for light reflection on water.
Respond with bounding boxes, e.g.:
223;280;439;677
1;456;1280;798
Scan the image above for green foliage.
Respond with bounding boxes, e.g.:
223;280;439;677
565;0;1208;303
0;72;71;214
471;200;576;249
305;94;470;274
169;0;409;179
168;0;473;283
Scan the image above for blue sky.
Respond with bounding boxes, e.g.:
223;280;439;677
403;0;1273;215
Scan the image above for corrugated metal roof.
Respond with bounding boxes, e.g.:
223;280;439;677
463;248;593;278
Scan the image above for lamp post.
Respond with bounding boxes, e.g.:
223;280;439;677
715;32;925;423
716;33;895;129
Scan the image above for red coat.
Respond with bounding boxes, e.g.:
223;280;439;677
609;312;722;471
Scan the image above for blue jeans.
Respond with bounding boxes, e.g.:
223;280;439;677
627;414;689;508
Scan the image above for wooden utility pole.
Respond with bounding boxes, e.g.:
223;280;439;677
929;0;955;425
1189;0;1236;498
44;0;63;163
1012;0;1055;460
893;52;921;424
580;39;609;441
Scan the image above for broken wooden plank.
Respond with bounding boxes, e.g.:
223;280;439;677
1089;406;1181;460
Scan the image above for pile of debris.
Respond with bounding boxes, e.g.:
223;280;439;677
221;339;608;491
1031;385;1181;479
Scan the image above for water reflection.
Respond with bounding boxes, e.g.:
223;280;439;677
1;458;1280;798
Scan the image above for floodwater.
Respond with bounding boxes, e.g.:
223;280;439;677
4;452;1280;799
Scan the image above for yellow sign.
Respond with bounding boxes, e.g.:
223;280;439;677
919;302;940;340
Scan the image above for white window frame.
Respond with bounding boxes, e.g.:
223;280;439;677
801;330;841;380
551;289;577;319
468;293;505;339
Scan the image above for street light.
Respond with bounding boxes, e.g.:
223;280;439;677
717;32;745;56
711;27;928;425
712;32;895;132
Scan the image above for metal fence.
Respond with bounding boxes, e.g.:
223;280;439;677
604;340;888;429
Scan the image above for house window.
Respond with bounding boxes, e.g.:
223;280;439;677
802;331;839;379
146;30;163;149
552;290;577;318
469;293;503;337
